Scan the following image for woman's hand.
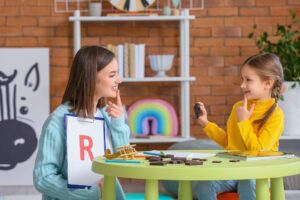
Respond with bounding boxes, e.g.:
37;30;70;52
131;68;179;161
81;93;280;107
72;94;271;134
236;96;255;122
105;90;123;118
195;102;209;128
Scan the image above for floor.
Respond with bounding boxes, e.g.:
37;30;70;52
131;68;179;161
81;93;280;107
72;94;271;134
120;178;168;194
1;180;300;200
0;179;169;200
1;192;300;199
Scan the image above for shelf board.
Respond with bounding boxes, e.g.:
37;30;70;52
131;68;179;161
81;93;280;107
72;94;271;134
122;76;196;82
69;15;195;22
280;135;300;140
130;137;195;143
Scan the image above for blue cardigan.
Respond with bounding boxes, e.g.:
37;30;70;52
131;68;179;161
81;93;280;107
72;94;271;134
33;103;130;200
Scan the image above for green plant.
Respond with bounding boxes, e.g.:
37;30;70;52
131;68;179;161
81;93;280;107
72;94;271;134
248;10;300;87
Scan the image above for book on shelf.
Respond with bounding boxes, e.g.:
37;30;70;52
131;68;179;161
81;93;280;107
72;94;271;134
216;150;295;161
124;43;129;78
116;44;124;78
129;43;136;78
106;43;145;78
137;44;145;78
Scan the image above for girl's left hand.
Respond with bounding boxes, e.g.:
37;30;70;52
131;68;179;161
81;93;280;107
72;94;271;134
105;90;123;118
236;96;255;122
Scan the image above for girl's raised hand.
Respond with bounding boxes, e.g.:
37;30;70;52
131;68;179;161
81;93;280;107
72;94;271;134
105;90;124;118
195;102;209;128
236;96;255;122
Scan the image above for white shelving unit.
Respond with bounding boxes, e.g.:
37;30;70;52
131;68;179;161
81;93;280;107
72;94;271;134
69;10;195;143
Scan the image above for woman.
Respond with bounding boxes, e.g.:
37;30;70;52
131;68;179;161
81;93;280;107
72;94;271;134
33;46;130;200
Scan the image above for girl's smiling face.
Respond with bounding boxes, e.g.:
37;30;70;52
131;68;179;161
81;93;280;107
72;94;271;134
240;65;273;100
94;58;122;101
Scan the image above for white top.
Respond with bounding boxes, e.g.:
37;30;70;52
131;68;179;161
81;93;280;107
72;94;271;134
95;109;112;154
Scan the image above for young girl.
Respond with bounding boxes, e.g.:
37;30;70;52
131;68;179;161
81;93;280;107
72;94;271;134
33;46;130;200
195;52;285;200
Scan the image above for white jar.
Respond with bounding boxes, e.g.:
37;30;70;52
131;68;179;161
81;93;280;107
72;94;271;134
88;2;102;16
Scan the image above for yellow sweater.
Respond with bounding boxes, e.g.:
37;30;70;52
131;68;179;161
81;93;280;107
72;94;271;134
203;98;284;151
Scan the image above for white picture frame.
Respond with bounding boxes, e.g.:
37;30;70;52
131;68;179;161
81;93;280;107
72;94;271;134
0;48;49;185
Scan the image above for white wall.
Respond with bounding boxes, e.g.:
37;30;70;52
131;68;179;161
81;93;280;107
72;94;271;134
1;195;41;200
0;186;41;200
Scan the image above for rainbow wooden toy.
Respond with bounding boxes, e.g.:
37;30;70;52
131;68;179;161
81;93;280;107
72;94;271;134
127;99;178;137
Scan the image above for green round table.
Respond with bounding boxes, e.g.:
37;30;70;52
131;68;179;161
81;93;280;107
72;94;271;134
92;150;300;200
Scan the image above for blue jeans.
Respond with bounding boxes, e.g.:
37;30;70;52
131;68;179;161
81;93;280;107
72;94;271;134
162;179;256;200
193;180;256;200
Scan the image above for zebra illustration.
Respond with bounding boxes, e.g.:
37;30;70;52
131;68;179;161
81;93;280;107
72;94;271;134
0;63;39;170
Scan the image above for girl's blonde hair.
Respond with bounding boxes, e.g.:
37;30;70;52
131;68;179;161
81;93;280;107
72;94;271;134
241;52;284;129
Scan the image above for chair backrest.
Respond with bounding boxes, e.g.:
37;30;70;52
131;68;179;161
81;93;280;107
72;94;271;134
168;139;222;151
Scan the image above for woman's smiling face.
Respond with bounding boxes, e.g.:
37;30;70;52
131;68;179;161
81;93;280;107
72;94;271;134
94;58;122;101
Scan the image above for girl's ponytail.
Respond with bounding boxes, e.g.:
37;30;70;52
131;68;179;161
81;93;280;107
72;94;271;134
272;79;284;102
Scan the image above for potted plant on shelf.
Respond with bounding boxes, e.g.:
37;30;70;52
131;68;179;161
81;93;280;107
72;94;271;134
248;10;300;137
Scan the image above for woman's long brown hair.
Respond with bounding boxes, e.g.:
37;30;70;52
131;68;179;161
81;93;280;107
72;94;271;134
241;52;284;129
62;46;114;118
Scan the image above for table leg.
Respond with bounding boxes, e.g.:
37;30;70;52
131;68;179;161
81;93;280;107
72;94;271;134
178;180;192;200
271;177;285;200
102;176;116;200
145;179;158;200
256;178;270;200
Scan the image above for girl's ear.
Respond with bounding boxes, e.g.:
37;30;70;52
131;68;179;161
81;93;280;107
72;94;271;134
264;79;274;90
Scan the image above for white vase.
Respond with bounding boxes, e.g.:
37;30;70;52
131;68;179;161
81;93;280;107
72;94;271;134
278;81;300;136
88;2;102;16
149;54;174;77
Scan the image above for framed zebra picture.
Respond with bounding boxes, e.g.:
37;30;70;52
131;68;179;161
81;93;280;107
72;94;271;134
0;48;49;185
